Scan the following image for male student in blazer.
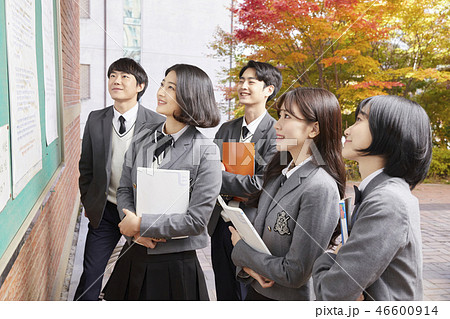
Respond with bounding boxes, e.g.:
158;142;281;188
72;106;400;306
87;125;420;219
74;57;164;301
208;60;282;300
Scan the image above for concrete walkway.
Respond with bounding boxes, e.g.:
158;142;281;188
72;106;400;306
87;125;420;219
66;213;217;301
66;183;450;301
411;184;450;301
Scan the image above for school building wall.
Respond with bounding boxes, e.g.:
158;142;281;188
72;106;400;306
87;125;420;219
0;0;81;300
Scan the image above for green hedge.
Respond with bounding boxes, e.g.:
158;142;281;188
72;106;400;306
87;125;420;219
344;147;450;183
344;159;361;181
428;147;450;180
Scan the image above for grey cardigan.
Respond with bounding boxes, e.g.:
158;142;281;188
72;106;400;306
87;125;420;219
231;161;340;300
313;174;423;300
116;124;222;255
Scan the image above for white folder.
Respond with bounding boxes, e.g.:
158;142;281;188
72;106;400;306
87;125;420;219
217;196;271;255
136;167;190;218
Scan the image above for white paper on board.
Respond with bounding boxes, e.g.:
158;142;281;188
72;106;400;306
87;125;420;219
0;125;12;212
6;0;43;197
42;0;59;145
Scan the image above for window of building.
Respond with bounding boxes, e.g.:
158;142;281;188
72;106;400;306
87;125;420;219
80;64;90;100
80;0;90;19
123;0;141;62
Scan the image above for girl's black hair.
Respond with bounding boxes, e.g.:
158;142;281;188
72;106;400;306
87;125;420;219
247;88;346;247
165;64;220;128
248;88;346;202
270;88;345;195
355;95;432;190
107;57;148;101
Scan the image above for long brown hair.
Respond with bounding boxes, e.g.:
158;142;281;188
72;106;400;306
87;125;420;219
249;87;346;244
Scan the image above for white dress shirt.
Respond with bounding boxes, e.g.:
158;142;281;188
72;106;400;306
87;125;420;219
240;111;267;142
282;156;313;180
113;103;139;135
359;168;384;193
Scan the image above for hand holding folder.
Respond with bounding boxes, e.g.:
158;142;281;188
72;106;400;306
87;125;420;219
222;142;255;176
218;195;271;255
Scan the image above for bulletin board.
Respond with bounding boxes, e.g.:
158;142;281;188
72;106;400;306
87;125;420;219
0;0;62;260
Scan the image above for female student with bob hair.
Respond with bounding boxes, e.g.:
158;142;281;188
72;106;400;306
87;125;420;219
102;64;222;300
229;87;346;300
313;95;432;301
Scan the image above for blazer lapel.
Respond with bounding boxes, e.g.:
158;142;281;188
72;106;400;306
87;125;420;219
254;175;284;234
350;172;391;227
102;106;114;167
134;104;163;139
160;126;196;169
231;117;243;141
267;161;318;213
134;104;147;136
133;123;163;168
251;112;272;143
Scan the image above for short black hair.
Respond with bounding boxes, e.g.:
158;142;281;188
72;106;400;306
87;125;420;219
165;64;221;128
107;57;148;101
356;95;432;189
239;60;282;101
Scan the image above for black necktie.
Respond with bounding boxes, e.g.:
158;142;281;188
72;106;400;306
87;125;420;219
118;115;126;134
351;185;362;226
153;132;174;162
353;185;362;206
280;174;287;187
242;126;250;140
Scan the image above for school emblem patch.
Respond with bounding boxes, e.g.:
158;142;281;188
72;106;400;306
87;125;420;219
274;211;291;235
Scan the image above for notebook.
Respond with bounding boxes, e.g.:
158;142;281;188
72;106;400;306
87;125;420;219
217;195;271;255
136;167;190;217
222;142;255;176
339;197;352;244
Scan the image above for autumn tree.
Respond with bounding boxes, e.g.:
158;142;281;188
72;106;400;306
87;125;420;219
211;0;449;145
372;0;450;146
212;0;405;112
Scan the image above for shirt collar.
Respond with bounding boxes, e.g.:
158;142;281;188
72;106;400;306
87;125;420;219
113;103;139;130
359;168;384;192
160;122;189;143
242;111;267;135
282;156;313;179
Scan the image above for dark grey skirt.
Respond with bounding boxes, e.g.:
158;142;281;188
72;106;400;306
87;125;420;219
103;242;209;301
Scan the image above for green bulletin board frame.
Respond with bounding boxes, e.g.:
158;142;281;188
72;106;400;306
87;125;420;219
0;0;63;260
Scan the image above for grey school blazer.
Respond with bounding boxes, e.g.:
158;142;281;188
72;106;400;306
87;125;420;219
116;124;222;255
313;174;423;301
231;161;340;300
207;113;277;234
79;104;164;228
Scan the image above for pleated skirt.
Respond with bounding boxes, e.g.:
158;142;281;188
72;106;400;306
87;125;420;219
102;242;209;301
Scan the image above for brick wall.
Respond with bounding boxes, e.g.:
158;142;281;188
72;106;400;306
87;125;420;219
61;0;80;109
0;0;80;300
